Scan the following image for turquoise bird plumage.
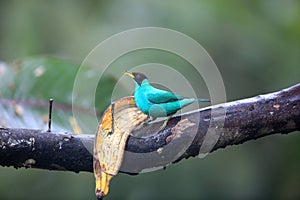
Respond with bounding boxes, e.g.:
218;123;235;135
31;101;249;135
123;71;210;118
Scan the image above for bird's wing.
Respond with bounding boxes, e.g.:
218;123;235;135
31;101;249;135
146;87;184;104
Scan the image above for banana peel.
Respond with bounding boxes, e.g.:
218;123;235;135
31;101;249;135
93;96;148;199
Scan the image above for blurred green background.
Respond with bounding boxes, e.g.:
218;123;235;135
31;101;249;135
0;0;300;200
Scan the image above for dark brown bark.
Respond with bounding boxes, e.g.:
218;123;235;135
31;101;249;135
0;83;299;174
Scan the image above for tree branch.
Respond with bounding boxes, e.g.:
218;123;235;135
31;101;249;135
0;83;299;173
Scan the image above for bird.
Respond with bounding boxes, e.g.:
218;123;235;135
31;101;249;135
123;71;210;118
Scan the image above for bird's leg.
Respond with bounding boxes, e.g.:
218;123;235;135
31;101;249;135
109;101;115;135
157;116;171;132
131;115;156;133
139;115;170;133
137;115;156;128
144;115;156;125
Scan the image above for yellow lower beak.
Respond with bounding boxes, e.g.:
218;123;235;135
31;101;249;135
122;71;135;79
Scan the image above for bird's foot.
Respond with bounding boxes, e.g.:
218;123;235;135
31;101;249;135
131;116;170;136
143;116;156;126
130;116;157;136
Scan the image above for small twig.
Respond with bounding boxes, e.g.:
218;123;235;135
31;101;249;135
47;99;53;132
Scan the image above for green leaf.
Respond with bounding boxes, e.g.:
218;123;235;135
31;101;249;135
0;57;117;134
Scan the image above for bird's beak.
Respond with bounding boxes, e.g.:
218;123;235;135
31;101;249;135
122;71;135;79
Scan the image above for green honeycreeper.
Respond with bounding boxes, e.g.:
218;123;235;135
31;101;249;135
123;71;210;118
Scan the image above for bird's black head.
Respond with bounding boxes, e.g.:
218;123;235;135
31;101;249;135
123;71;148;85
132;72;148;85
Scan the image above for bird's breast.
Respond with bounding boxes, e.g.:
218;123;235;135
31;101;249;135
134;93;152;115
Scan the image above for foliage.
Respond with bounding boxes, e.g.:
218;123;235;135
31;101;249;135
0;1;299;200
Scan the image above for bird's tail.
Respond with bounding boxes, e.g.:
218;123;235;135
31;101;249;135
195;98;210;102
